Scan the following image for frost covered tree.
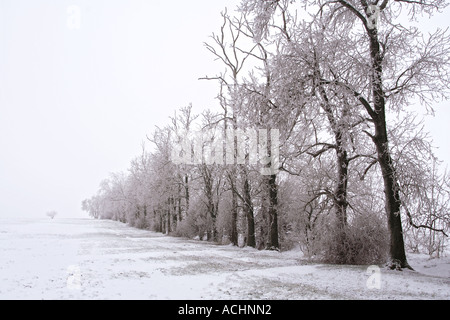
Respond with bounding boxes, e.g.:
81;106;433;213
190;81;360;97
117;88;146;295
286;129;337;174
202;10;261;247
239;0;450;269
82;0;449;269
204;10;283;250
391;115;450;257
46;211;57;219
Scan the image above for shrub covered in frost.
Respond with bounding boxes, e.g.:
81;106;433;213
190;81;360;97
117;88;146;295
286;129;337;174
319;213;389;265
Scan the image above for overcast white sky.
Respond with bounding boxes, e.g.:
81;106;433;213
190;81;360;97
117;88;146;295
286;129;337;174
0;0;448;218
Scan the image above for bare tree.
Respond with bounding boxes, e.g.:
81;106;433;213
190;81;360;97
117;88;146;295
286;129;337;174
202;10;260;247
46;211;57;219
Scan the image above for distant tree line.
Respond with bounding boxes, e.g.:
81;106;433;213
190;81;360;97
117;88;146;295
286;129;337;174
83;0;450;268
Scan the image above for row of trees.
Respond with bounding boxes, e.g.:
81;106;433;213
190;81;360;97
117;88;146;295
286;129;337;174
83;0;450;268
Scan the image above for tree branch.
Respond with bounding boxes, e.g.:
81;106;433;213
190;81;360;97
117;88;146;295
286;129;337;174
403;201;449;237
337;0;369;30
360;159;378;180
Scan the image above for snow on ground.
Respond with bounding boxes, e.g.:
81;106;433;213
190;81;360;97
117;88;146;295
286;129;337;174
0;218;448;300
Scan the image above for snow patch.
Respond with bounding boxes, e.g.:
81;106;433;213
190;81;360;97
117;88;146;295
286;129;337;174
0;218;448;300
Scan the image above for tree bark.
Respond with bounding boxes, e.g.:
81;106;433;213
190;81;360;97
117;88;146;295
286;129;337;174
177;182;182;222
231;188;238;246
318;83;349;231
202;165;217;242
367;27;411;269
243;169;256;248
184;174;189;214
267;173;279;250
166;198;171;234
374;121;410;269
335;138;349;230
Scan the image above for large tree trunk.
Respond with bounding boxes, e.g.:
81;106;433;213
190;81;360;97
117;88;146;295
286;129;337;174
161;210;165;234
231;187;238;246
229;115;239;246
154;209;161;233
317;81;349;262
334;142;350;263
184;174;189;214
318;84;349;231
374;122;410;269
227;167;238;246
172;196;177;231
368;27;410;269
177;197;182;223
266;173;279;250
334;134;349;230
177;183;182;223
166;198;171;234
202;165;217;242
242;169;256;248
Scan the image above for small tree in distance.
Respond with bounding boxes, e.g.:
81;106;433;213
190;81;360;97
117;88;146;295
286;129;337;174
46;211;57;219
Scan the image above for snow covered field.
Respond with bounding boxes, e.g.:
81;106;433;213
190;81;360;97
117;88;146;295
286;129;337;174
0;218;448;300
